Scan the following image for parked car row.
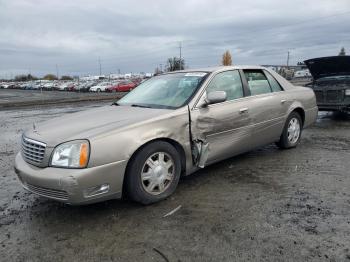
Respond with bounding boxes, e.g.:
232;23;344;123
0;78;142;92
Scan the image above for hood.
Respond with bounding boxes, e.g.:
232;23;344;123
304;56;350;80
25;105;171;146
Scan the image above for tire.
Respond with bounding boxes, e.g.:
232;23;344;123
97;88;101;93
276;111;303;149
125;141;181;205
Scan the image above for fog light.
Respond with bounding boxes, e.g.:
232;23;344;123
83;184;110;198
345;89;350;96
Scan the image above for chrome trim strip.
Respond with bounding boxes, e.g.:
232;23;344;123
23;136;46;147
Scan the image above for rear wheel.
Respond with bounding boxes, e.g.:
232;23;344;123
125;141;181;205
276;112;302;149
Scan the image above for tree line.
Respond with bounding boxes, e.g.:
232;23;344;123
12;74;74;82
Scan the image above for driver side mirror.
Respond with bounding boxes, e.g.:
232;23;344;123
202;91;227;107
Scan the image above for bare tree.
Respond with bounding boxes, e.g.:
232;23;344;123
222;50;232;66
14;74;37;81
166;57;185;71
43;74;58;80
339;47;346;56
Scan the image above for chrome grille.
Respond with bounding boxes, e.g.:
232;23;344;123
21;136;46;164
26;183;69;200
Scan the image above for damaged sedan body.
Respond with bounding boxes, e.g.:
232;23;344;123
304;56;350;112
14;66;318;205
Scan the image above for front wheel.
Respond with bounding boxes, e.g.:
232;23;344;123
125;141;181;205
276;112;303;149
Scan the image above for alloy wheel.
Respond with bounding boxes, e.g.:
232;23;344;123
141;152;174;195
287;117;301;144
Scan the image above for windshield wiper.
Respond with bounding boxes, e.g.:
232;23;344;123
131;104;152;108
112;102;119;106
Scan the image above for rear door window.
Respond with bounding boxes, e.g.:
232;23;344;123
244;70;272;96
264;70;283;92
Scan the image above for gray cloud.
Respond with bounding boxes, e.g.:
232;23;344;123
0;0;349;77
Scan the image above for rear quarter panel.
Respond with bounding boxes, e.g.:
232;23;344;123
285;86;318;128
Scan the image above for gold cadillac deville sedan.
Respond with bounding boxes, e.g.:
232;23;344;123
14;66;318;205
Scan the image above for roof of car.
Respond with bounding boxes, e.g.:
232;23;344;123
166;65;266;74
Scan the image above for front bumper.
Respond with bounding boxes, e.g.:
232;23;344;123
14;153;127;205
317;104;350;112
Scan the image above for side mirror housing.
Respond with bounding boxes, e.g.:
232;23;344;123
203;91;227;106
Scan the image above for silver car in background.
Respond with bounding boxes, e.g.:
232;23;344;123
14;66;318;205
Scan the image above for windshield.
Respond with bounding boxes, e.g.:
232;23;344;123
117;72;208;109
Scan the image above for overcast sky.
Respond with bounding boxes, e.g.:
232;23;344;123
0;0;349;78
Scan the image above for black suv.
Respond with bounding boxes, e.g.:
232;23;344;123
305;56;350;112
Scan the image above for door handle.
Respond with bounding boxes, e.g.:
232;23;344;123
239;107;249;113
281;99;287;104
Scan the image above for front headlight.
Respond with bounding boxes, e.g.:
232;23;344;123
345;89;350;96
50;140;90;168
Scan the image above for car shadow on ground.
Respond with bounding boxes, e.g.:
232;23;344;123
23;143;283;219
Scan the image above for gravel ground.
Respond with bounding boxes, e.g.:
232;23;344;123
0;103;349;262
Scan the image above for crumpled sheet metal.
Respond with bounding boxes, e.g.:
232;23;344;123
193;140;209;168
59;176;79;195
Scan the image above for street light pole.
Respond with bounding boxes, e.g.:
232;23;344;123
55;64;59;79
179;42;182;70
98;57;102;76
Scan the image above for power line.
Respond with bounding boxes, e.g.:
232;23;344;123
26;10;350;75
54;10;350;73
56;10;350;72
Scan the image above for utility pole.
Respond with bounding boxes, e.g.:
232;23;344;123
55;64;59;79
286;51;290;68
179;42;182;70
98;57;102;76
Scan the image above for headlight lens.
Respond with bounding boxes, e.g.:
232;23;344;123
345;89;350;96
51;140;89;168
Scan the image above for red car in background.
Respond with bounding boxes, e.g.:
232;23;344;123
106;80;137;92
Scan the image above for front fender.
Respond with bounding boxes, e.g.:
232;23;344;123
87;107;193;172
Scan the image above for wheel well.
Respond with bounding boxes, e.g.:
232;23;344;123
292;108;305;126
122;138;187;195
